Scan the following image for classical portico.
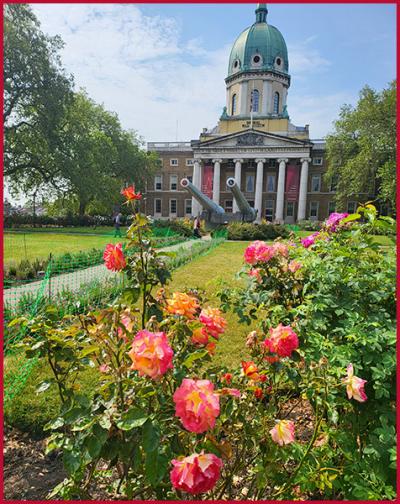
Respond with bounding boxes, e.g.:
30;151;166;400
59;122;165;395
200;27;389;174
191;129;312;223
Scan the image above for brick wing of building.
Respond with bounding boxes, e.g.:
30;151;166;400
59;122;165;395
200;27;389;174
146;4;363;223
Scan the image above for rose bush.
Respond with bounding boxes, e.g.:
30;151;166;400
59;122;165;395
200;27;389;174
11;197;395;500
218;204;396;499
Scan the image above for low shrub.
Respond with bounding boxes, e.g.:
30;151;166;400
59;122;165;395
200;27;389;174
218;222;289;241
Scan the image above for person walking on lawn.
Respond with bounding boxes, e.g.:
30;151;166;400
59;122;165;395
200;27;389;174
114;212;123;237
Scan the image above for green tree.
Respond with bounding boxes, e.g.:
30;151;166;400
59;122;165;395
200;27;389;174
54;91;157;215
325;81;396;213
4;4;73;192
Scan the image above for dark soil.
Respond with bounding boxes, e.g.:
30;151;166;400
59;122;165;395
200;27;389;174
3;425;65;500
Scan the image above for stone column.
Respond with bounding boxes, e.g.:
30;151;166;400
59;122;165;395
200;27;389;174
212;159;222;205
275;158;288;222
262;81;269;115
192;159;202;216
233;158;243;213
255;158;266;222
297;157;311;222
240;81;248;115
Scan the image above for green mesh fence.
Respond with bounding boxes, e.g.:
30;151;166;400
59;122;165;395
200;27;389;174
3;235;225;406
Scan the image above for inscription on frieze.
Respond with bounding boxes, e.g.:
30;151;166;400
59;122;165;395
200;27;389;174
236;133;265;146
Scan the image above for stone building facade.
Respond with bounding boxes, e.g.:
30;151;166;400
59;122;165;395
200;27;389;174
145;4;364;223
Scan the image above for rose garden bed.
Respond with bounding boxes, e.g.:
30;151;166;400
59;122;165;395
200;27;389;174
5;192;396;500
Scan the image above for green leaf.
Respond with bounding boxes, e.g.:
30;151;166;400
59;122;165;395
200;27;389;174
44;417;65;431
142;420;160;454
63;450;81;476
145;449;168;486
80;345;100;358
341;213;361;223
116;408;148;431
182;349;209;369
120;287;140;305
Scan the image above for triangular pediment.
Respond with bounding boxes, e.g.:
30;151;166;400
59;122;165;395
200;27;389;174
193;129;311;150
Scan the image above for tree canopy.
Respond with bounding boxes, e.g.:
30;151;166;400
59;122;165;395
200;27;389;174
325;81;396;214
4;4;157;215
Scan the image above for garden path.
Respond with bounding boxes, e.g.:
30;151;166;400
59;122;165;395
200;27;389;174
4;237;207;310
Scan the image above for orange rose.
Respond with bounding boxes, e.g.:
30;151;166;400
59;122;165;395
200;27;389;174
166;292;199;319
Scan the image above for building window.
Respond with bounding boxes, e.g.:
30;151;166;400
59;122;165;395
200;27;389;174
265;200;274;221
248;200;255;208
310;201;319;219
268;159;276;168
276;57;282;67
311;174;321;192
154;199;162;215
253;54;261;64
225;200;233;213
170;199;177;215
312;157;323;165
266;174;276;192
187;175;193;183
347;201;357;214
170;159;178;166
246;174;255;192
170;175;178;191
185;199;192;215
273;92;280;114
186;159;194;166
251;89;259;112
286;202;294;217
231;94;237;115
328;201;336;216
329;174;338;192
155;175;162;191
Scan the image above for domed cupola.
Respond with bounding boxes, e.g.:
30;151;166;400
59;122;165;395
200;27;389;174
228;4;289;78
223;4;290;120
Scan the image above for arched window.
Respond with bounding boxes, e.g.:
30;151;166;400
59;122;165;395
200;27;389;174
231;94;237;115
251;89;259;112
273;92;280;114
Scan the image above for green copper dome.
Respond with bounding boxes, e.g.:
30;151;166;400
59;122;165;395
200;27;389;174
227;4;289;78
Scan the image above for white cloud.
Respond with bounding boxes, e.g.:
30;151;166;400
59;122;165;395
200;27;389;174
289;92;357;139
288;37;331;77
30;3;340;144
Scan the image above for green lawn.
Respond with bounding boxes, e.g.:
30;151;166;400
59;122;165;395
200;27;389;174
6;226;127;235
4;232;126;265
4;241;253;433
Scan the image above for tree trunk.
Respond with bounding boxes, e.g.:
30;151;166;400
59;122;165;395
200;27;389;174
78;200;87;216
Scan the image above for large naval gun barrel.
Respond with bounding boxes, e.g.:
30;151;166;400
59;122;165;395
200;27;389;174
226;177;257;221
180;178;225;214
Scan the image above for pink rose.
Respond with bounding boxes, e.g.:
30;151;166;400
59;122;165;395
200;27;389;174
173;379;220;433
325;212;349;232
199;307;227;339
270;420;295;446
288;260;302;273
170;452;222;494
128;330;173;379
301;232;319;249
264;323;299;358
244;241;275;264
342;363;367;402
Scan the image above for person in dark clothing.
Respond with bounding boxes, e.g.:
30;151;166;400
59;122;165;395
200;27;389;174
193;216;201;238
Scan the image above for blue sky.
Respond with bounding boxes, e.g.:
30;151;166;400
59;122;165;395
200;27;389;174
25;2;395;144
